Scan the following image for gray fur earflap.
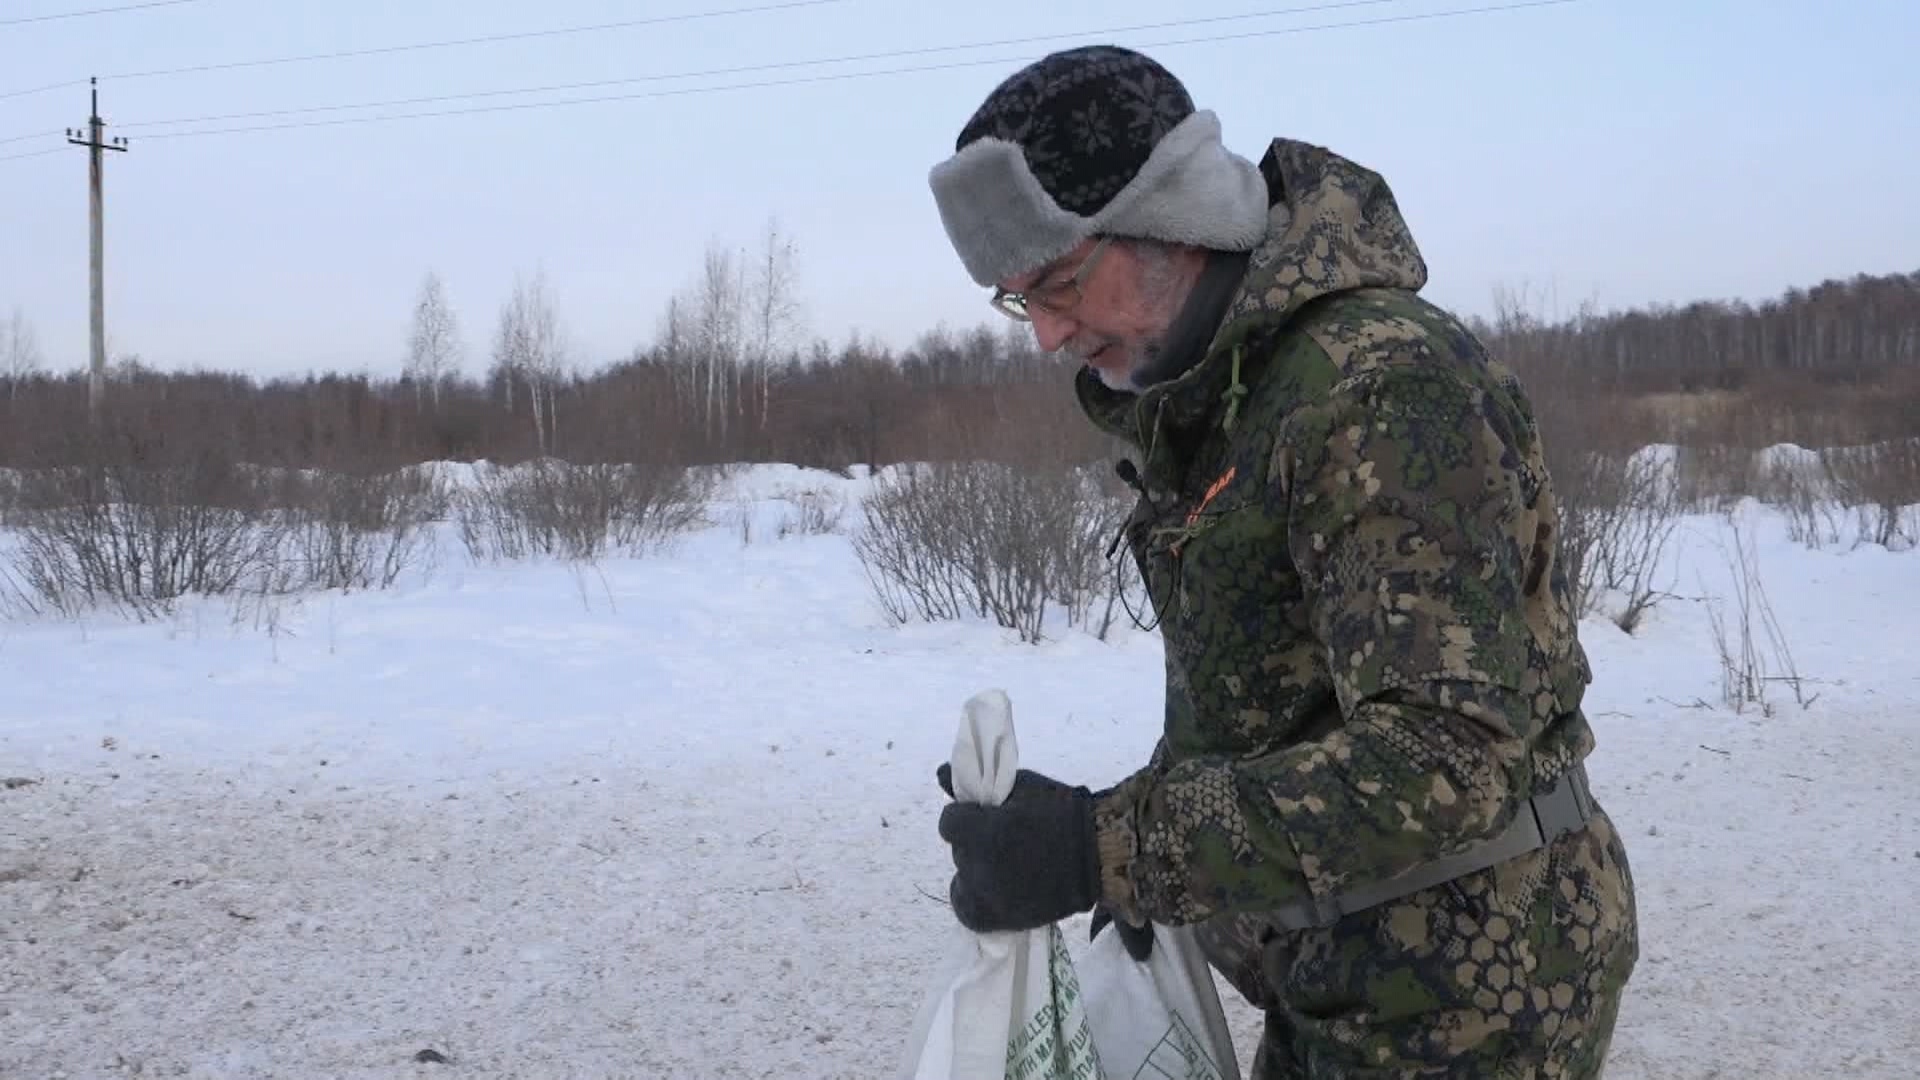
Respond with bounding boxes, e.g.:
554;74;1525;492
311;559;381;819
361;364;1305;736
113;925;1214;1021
929;110;1270;287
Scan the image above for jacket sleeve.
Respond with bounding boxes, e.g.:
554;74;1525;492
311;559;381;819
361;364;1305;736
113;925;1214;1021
1093;359;1567;927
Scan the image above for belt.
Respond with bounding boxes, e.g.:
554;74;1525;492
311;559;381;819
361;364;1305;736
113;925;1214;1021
1267;762;1596;931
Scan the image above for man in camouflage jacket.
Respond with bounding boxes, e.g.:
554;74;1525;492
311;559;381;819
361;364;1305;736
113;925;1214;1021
926;46;1638;1079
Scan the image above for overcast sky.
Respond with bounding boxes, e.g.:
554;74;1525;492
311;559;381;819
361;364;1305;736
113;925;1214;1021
1;0;1914;380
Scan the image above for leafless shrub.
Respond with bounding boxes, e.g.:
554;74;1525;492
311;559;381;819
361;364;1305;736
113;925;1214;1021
731;491;758;546
620;466;709;550
1703;515;1812;715
1765;451;1844;549
1519;376;1680;632
2;456;451;619
850;461;1138;644
1060;473;1145;642
0;556;39;619
777;488;845;538
282;466;448;591
1587;452;1684;634
454;460;705;563
225;571;305;660
1484;286;1687;634
1672;444;1758;513
7;456;287;621
849;466;975;627
1549;448;1682;633
1551;448;1626;623
1821;440;1920;551
455;466;532;560
0;469;19;528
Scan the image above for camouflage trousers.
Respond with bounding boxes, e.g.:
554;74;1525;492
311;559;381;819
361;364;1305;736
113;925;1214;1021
1194;805;1638;1079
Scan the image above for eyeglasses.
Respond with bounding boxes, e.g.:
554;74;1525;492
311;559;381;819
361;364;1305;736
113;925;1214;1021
989;236;1111;322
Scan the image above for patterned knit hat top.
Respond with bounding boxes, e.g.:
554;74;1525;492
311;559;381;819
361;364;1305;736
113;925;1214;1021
929;45;1270;288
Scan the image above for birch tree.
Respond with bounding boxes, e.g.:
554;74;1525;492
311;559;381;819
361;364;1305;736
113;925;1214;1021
2;307;43;400
693;243;745;444
650;223;804;451
747;217;803;431
405;271;462;411
492;271;568;455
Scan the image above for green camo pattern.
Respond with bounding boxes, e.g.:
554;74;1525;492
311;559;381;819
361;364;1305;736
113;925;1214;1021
1078;137;1637;1077
1194;807;1636;1078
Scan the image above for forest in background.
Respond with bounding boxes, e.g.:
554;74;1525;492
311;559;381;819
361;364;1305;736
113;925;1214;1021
3;233;1916;657
1;221;1915;475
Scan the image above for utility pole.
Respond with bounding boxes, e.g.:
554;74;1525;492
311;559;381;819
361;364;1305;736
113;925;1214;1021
66;77;127;427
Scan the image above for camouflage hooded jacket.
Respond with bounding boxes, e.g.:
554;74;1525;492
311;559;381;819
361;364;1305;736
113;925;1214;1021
1085;138;1597;930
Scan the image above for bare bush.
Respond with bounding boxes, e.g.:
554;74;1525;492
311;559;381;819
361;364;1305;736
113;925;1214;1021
1547;447;1683;633
1485;288;1685;634
1672;444;1758;513
8;456;286;621
2;457;455;620
730;491;758;546
777;488;845;539
1550;449;1624;623
1765;450;1844;549
1038;463;1145;641
1513;373;1680;632
849;466;975;626
1821;440;1920;551
455;460;704;563
1703;515;1812;715
0;468;19;528
0;556;40;620
282;466;448;591
851;461;1138;644
1587;452;1684;633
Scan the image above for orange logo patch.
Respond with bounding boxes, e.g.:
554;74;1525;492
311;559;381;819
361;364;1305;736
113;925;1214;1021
1184;466;1237;529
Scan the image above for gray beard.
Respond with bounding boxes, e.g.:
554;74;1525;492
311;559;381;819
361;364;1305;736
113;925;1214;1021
1086;335;1170;393
1121;336;1179;391
1111;248;1253;393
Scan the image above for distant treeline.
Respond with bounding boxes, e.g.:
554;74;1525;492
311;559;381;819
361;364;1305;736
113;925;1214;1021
3;264;1917;473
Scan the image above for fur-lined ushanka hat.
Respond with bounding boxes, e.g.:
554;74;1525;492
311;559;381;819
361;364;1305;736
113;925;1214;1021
928;45;1271;288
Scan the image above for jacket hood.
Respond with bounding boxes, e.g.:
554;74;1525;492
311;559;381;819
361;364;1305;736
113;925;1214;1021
1075;137;1431;450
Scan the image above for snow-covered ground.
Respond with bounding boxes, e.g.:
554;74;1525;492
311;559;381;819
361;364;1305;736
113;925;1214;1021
2;463;1916;1079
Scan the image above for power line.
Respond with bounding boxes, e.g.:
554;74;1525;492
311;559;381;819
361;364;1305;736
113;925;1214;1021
128;0;1582;143
0;0;1581;157
0;0;844;102
115;0;1409;133
0;0;201;28
0;128;62;146
0;146;62;162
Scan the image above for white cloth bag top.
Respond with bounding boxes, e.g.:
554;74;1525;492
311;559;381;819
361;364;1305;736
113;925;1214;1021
896;689;1240;1080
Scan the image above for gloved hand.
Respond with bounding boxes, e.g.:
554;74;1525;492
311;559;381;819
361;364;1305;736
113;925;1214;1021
935;762;1100;934
1090;902;1154;962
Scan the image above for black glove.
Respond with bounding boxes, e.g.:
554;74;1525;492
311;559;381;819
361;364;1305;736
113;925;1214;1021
935;763;1099;934
1090;903;1154;962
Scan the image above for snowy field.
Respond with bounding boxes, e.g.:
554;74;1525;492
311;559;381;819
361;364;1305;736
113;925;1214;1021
3;461;1916;1079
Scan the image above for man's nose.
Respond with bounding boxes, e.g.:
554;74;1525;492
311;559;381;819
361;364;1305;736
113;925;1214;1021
1029;308;1077;353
